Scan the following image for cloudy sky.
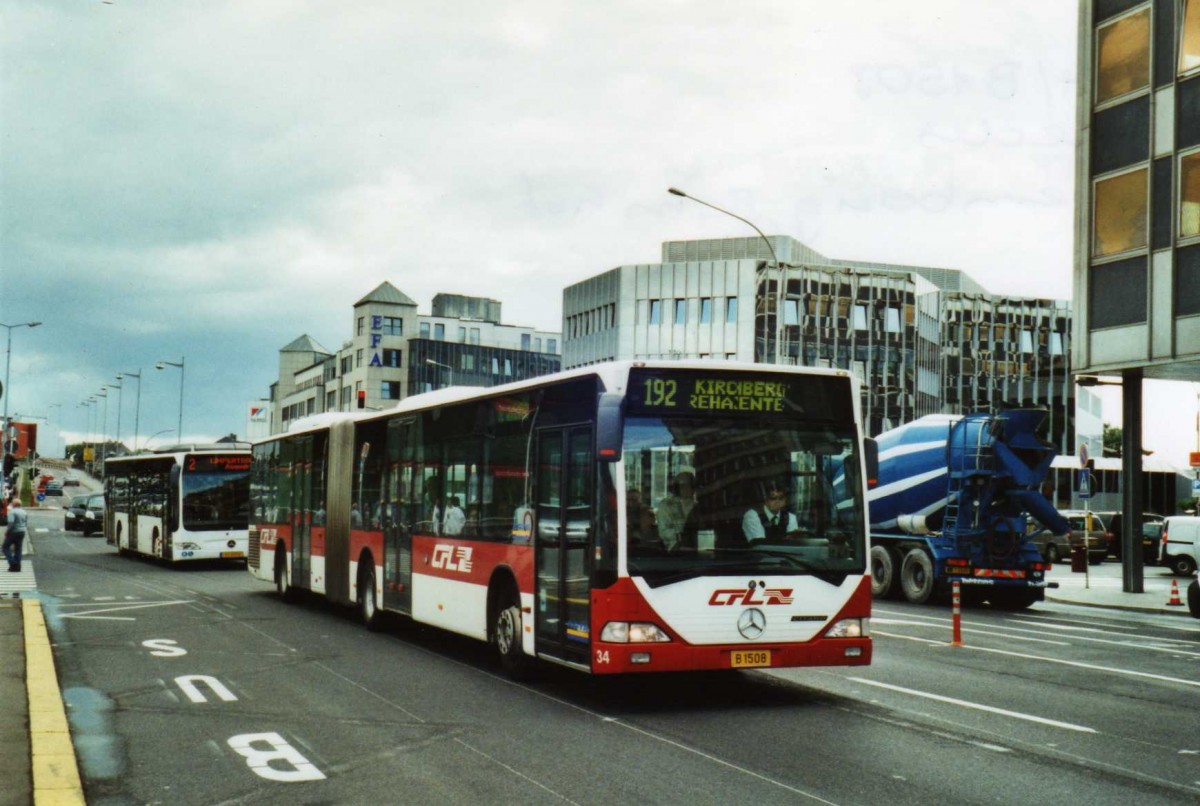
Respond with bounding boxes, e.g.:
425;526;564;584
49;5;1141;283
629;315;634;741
2;1;1195;465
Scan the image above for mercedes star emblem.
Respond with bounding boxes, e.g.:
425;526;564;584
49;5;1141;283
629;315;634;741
737;608;766;640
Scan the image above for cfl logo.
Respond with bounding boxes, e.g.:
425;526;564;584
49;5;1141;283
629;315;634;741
708;587;794;606
432;544;473;572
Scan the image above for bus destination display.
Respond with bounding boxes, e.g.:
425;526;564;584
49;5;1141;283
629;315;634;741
188;454;253;473
626;368;852;420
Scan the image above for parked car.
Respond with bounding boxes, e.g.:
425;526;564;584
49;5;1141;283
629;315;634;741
1058;510;1108;564
44;481;64;496
1160;515;1200;577
1026;521;1072;564
65;493;105;536
63;473;80;487
1094;511;1163;563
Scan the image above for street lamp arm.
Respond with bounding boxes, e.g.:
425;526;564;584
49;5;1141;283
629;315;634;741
667;188;780;265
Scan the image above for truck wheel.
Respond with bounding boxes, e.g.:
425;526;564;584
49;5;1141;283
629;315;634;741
870;545;900;598
900;549;936;605
1188;580;1200;619
1169;554;1197;577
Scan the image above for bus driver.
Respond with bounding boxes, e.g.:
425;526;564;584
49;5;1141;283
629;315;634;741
742;482;798;543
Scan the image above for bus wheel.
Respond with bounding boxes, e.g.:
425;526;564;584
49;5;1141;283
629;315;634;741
274;553;294;602
900;549;936;605
869;545;900;598
494;600;529;679
359;563;383;632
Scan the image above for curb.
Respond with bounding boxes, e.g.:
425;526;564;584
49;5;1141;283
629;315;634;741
1044;595;1192;616
23;600;85;805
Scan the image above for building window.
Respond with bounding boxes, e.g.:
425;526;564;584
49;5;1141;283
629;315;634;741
381;381;401;399
649;300;662;324
491;357;499;374
534;337;542;352
1182;150;1200;239
382;316;402;336
355;348;364;368
434;323;445;340
726;297;737;323
1049;332;1064;356
504;358;513;376
547;338;557;353
1096;7;1151;106
383;348;402;368
341;387;352;408
674;299;687;324
470;328;480;345
357;316;365;336
1093;166;1148;256
341;356;352;375
852;305;868;330
1019;330;1034;354
326;390;336;410
462;354;474;371
884;308;902;334
521;333;531;350
420;322;430;338
790;299;804;326
458;326;466;342
1181;0;1200;75
700;298;712;324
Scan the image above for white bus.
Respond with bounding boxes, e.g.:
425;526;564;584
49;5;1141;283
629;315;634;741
104;445;251;562
248;361;876;677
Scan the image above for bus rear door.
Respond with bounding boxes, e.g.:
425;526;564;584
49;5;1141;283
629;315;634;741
289;436;314;590
534;425;593;667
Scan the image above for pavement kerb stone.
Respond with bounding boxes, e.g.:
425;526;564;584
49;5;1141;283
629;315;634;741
22;600;85;806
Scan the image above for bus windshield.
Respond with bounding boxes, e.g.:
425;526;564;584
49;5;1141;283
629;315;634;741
182;465;251;531
622;416;867;587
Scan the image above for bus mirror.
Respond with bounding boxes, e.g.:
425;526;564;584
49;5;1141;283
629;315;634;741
596;393;623;462
863;438;879;488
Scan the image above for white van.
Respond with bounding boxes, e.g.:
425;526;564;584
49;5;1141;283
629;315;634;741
1159;516;1200;577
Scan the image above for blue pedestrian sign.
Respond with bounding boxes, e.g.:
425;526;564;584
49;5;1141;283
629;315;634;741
36;492;45;503
1077;469;1091;499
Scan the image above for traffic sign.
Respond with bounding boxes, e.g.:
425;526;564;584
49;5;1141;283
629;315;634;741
36;492;45;503
1190;451;1200;468
1077;469;1091;499
1192;477;1200;496
1078;442;1089;467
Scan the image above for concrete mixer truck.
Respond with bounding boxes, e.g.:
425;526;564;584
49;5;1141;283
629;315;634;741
868;409;1070;609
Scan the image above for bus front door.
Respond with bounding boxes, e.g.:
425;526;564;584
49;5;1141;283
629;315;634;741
290;436;313;590
534;426;593;666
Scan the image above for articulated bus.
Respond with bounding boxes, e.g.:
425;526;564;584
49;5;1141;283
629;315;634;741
248;361;874;675
104;445;252;562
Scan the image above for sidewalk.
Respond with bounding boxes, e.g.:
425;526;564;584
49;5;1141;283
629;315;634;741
1044;560;1197;615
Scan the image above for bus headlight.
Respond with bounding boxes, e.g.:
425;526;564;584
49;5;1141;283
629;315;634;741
600;622;672;643
824;618;869;638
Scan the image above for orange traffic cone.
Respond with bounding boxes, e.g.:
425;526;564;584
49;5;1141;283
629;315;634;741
1167;579;1184;606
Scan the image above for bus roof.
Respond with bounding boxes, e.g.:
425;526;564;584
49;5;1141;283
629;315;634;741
260;359;858;445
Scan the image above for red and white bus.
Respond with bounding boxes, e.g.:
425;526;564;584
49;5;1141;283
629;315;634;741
248;361;874;675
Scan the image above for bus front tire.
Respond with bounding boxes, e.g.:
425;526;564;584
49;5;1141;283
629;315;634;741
494;601;529;679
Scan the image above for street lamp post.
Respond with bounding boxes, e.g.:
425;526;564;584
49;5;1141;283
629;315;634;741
118;369;141;455
97;388;109;469
47;403;61;458
140;428;173;452
156;357;185;442
667;188;784;363
426;358;453;389
1;320;43;474
110;378;123;455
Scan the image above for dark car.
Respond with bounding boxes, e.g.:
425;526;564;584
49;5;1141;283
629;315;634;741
1059;511;1108;564
1094;511;1163;563
64;493;105;535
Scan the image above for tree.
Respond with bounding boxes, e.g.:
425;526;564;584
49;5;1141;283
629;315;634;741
1102;423;1122;458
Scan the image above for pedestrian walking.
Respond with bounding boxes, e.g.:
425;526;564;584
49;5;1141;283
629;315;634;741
3;497;28;572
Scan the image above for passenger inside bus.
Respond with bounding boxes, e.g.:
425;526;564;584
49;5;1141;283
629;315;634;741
656;471;696;551
625;488;659;547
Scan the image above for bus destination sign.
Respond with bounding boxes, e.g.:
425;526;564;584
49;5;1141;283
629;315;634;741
189;453;252;473
626;368;852;421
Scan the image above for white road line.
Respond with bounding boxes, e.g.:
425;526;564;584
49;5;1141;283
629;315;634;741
873;617;1070;646
876;629;1200;689
847;677;1096;734
59;600;193;619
